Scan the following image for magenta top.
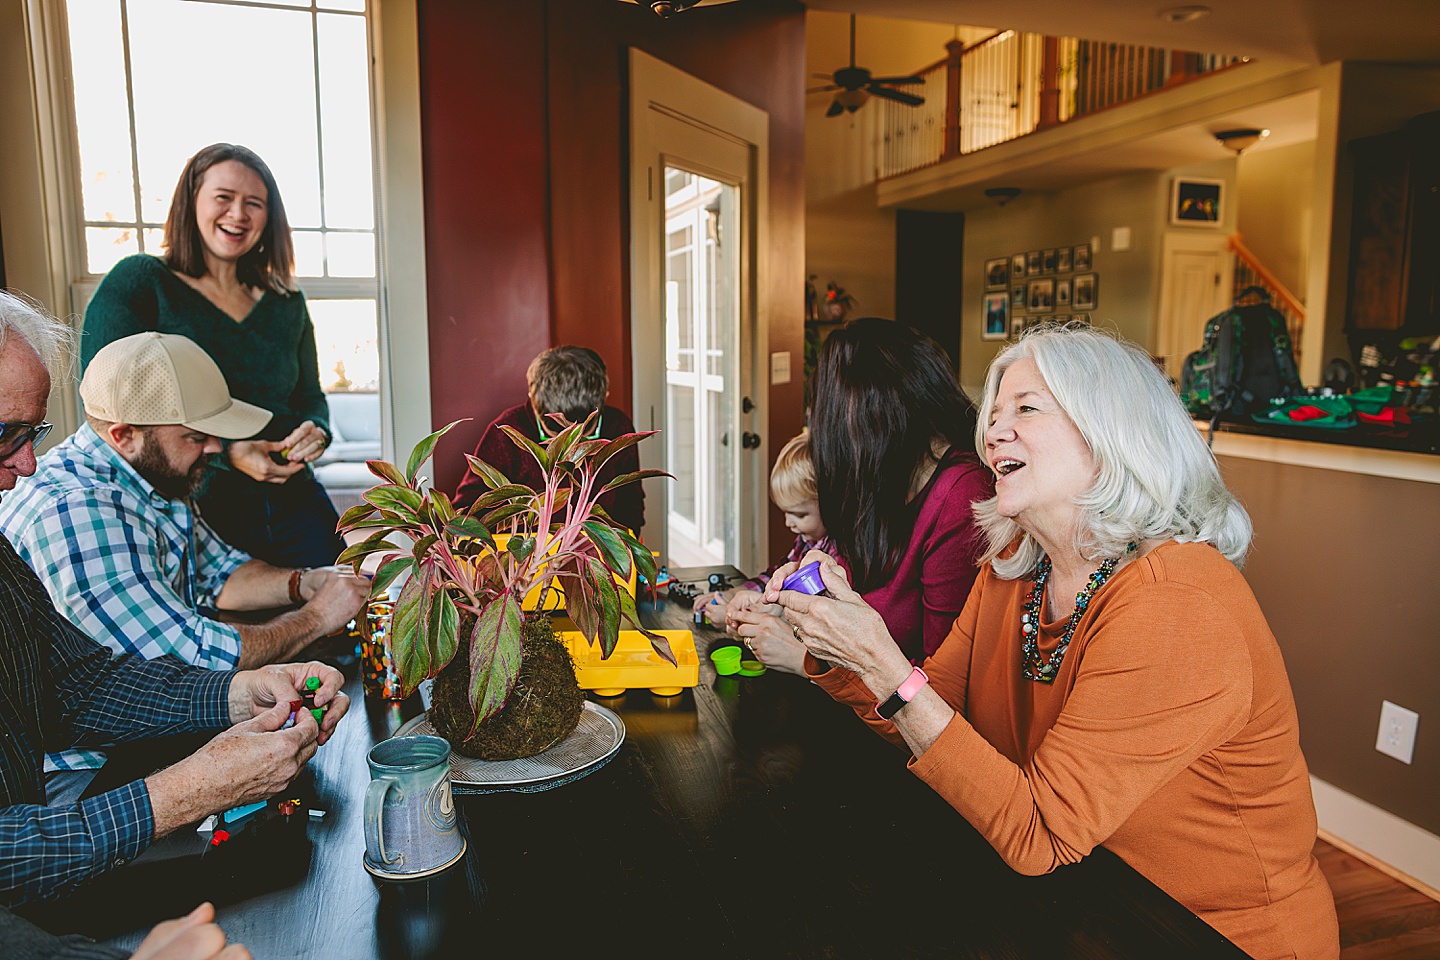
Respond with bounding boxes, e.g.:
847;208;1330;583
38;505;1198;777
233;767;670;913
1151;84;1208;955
843;449;994;663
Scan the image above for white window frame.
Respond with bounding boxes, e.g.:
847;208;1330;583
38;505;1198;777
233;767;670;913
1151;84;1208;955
2;0;430;459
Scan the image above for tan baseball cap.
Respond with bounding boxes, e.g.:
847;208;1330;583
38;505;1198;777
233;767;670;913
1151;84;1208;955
81;332;272;439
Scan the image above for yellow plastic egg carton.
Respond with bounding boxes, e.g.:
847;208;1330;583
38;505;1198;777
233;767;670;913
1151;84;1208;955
488;534;638;612
561;628;698;697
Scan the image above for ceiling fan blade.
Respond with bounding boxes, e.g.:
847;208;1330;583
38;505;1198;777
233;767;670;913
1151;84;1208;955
868;75;924;86
807;84;840;94
826;98;845;118
868;85;924;107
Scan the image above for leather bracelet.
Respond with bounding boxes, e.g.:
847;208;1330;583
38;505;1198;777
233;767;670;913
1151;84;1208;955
288;567;311;605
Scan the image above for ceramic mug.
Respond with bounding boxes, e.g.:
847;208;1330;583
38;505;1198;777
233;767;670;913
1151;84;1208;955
363;735;466;879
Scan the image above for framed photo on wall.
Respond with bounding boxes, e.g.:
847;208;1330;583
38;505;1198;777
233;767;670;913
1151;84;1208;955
1055;277;1072;308
1026;251;1042;275
1072;243;1091;271
1011;253;1027;280
1011;284;1026;307
1170;177;1223;226
983;292;1010;340
1042;248;1058;273
1008;311;1026;339
1072;273;1097;311
1056;246;1072;272
985;257;1009;290
1026;277;1055;313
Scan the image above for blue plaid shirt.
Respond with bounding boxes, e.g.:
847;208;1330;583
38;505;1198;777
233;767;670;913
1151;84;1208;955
0;534;234;905
0;425;249;771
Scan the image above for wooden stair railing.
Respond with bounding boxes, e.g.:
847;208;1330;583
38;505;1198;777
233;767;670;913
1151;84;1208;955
1228;233;1306;364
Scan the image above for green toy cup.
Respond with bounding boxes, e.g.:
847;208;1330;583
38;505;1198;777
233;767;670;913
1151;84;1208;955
710;646;742;676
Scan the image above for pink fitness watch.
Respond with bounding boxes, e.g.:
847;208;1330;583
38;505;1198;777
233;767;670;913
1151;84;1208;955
874;666;929;720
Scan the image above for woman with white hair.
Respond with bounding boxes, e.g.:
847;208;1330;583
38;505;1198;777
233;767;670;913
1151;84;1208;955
766;324;1339;960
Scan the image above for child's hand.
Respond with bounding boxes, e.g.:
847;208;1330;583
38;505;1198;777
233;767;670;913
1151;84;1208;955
692;589;733;616
724;589;762;621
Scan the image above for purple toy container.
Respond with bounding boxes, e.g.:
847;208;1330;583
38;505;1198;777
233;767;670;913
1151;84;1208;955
781;561;831;597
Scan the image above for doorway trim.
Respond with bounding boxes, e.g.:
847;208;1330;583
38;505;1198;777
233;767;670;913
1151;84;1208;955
629;48;769;573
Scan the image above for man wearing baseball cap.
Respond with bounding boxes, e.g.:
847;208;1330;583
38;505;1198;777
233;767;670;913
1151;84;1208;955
0;332;367;794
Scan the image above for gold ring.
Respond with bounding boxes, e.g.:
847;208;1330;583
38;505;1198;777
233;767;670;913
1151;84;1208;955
792;626;802;641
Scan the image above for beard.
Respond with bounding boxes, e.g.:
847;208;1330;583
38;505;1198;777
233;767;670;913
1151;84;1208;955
132;431;211;500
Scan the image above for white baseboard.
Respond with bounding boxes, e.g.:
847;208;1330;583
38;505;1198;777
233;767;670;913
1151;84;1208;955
1311;776;1440;892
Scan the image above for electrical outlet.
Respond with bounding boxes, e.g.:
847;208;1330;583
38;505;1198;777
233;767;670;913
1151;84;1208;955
1376;700;1419;764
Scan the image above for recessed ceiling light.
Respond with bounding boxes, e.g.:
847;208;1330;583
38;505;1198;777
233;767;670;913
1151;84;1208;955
1160;5;1211;23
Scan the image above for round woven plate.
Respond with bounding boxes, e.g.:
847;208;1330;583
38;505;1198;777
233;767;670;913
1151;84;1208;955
392;701;625;794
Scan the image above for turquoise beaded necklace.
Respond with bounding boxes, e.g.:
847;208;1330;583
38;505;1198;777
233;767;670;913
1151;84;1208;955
1020;545;1134;683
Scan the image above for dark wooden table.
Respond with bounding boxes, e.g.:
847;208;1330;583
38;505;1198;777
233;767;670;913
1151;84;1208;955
30;590;1249;959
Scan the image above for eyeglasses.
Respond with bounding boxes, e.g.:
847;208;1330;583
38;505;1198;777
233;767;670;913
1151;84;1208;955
535;413;603;440
0;421;53;457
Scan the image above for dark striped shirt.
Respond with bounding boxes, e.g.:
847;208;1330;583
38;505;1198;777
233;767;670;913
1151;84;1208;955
0;536;234;905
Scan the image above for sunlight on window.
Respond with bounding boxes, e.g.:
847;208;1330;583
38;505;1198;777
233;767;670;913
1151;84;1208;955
310;299;380;392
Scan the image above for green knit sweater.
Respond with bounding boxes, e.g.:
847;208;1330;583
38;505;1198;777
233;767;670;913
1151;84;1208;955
80;254;330;442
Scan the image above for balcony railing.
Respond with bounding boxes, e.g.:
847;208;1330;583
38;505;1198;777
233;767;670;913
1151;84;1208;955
877;33;1247;179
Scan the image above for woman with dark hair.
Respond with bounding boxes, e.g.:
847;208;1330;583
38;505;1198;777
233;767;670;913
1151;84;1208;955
80;143;343;569
733;317;993;666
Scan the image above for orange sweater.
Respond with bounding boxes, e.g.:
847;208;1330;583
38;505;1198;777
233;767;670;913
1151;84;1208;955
811;541;1339;960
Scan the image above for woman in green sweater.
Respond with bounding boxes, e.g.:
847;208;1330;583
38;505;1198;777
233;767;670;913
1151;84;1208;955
81;143;344;569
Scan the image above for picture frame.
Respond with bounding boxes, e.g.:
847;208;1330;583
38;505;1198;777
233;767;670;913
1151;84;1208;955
1011;284;1026;307
1055;277;1072;308
1056;246;1072;272
1072;243;1091;271
1072;273;1097;311
984;257;1009;290
1042;248;1058;273
1170;177;1224;226
982;292;1010;340
1011;254;1027;281
1026;277;1055;314
1008;311;1026;339
1026;251;1042;276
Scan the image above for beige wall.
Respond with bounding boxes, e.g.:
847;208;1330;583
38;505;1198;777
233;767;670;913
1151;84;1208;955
1237;140;1315;302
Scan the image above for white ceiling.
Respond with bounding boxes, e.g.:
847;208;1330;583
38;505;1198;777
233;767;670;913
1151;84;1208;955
801;0;1440;67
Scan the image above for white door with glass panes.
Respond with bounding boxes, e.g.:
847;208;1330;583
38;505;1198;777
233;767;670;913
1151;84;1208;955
59;0;384;490
630;50;769;576
663;171;740;567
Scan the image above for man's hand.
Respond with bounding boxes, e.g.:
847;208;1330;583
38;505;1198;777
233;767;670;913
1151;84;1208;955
228;662;349;744
144;700;319;840
227;440;306;484
131;902;251;960
299;568;369;635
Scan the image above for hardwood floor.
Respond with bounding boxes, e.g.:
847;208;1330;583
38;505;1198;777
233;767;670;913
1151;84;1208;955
1315;838;1440;960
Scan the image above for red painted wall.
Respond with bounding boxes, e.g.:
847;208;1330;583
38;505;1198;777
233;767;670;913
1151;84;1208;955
418;0;806;555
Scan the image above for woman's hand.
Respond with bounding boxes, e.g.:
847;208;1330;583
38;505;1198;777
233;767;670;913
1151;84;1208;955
227;440;306;484
279;420;329;464
765;552;911;694
727;608;807;675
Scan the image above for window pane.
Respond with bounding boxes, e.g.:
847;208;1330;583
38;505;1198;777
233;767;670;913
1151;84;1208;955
124;0;322;227
142;228;165;256
293;230;325;277
86;227;139;274
318;13;375;229
319;0;366;12
308;299;379;392
68;0;136;225
325;232;376;277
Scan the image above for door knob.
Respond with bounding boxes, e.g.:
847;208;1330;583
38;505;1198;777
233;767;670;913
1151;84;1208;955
742;396;756;414
741;432;761;449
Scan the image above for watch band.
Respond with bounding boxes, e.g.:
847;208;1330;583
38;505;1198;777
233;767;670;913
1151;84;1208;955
874;666;929;720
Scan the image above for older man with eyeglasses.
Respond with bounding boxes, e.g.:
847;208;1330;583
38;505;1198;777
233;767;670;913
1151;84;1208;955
0;291;349;922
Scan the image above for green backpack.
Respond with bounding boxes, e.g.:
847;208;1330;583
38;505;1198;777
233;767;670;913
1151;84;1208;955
1180;289;1303;425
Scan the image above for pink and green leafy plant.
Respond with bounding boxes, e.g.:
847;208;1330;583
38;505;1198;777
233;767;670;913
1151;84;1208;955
337;413;673;737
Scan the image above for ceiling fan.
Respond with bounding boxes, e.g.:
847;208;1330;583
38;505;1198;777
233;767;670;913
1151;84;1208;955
809;14;925;117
